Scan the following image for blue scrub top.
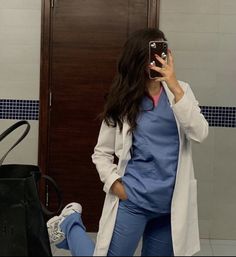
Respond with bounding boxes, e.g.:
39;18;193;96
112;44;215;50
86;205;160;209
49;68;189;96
122;89;179;213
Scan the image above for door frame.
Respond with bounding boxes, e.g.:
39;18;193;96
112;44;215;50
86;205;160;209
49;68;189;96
38;0;161;177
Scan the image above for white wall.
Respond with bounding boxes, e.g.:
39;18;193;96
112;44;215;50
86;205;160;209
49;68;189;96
160;0;236;239
0;0;41;165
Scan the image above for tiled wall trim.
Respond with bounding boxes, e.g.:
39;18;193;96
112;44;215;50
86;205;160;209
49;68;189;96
201;106;236;128
0;99;39;121
0;99;235;127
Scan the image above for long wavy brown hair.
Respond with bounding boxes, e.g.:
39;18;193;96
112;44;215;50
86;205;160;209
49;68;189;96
100;28;167;133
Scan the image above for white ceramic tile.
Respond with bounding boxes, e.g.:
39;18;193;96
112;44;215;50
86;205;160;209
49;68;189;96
0;9;41;28
0;62;40;83
213;70;236;107
201;239;211;244
161;0;219;14
160;13;219;33
213;129;236;185
210;129;236;239
194;240;213;256
53;248;72;256
165;31;219;52
199;219;211;239
0;83;40;100
0;45;40;64
197;181;214;221
192;128;215;182
217;53;236;72
0;26;41;46
211;244;236;256
0;120;39;165
174;51;217;70
220;0;236;14
0;0;41;10
219;34;236;52
87;233;97;244
175;68;217;106
176;68;217;90
210;200;236;239
211;240;236;246
219;15;236;33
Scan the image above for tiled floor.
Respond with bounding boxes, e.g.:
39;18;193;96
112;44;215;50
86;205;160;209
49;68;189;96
51;234;236;256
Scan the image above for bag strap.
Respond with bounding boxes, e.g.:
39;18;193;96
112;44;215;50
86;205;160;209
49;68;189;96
41;175;63;216
0;120;30;166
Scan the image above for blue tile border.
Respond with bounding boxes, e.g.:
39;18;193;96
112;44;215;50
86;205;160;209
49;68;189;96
201;106;236;128
0;99;39;121
0;99;235;128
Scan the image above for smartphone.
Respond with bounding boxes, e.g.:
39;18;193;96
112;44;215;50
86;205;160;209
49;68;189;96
149;41;168;79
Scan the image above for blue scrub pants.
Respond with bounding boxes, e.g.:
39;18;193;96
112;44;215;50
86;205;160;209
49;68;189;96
57;199;174;256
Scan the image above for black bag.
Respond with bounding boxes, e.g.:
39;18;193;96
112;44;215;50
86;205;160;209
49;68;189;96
0;121;63;256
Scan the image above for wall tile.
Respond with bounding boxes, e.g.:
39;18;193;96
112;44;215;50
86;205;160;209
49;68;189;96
219;34;236;52
0;0;41;10
0;9;41;28
0;120;39;165
175;68;217;106
219;15;236;33
199;219;211;239
165;32;219;52
219;0;236;14
211;244;236;256
210;128;236;239
0;45;40;64
174;51;217;70
161;0;219;14
0;27;41;46
160;13;219;33
193;128;215;182
0;83;40;100
197;181;214;221
0;63;40;84
213;71;236;107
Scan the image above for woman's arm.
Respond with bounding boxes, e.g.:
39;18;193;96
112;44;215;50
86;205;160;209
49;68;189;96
149;50;209;143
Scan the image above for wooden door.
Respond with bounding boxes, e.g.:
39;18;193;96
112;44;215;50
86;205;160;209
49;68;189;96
39;0;160;231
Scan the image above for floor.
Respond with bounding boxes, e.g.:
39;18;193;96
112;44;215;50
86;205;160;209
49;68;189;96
51;233;236;256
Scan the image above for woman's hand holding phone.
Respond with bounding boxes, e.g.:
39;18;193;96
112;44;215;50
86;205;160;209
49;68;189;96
111;180;128;201
149;49;184;103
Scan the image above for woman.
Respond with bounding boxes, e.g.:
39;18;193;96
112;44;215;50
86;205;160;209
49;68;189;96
47;28;209;256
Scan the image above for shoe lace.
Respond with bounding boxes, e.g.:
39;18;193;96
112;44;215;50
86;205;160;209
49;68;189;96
49;220;64;242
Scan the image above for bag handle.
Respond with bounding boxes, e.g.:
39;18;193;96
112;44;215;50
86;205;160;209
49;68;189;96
41;174;63;216
0;120;30;166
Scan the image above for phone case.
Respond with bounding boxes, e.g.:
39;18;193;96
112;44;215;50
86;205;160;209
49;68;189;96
149;41;168;79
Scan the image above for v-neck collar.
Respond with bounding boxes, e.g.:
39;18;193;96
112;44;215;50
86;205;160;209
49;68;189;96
151;86;163;107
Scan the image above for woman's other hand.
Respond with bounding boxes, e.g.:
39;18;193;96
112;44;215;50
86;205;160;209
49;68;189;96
111;180;128;201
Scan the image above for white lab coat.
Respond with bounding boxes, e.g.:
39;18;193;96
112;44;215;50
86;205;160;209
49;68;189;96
92;81;209;256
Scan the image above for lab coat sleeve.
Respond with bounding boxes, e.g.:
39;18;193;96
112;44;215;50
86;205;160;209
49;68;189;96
172;83;209;143
92;121;121;194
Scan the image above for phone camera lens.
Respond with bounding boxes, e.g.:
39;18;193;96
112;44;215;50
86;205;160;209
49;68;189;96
151;43;156;48
161;52;167;59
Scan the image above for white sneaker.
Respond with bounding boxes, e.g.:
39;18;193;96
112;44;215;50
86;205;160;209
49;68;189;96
47;202;82;244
